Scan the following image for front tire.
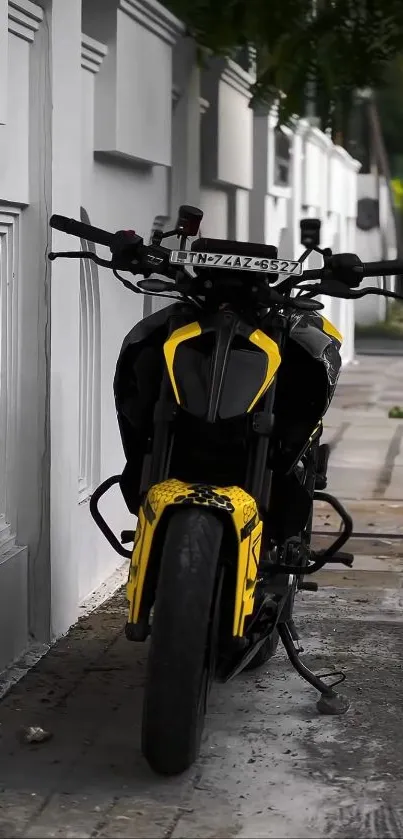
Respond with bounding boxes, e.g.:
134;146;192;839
244;630;280;670
141;507;223;776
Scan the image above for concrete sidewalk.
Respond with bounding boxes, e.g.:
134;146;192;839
1;354;403;839
314;353;403;586
323;354;403;501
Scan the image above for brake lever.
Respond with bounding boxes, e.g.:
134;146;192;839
311;282;403;301
351;287;403;301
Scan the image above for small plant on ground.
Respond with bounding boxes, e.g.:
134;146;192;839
388;405;403;418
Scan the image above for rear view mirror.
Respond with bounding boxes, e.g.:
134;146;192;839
300;218;321;248
176;205;203;238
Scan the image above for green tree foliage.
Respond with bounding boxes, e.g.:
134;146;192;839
165;0;403;128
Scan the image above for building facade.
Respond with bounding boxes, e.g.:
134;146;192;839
0;0;361;675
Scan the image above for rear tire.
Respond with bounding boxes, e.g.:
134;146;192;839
141;507;223;776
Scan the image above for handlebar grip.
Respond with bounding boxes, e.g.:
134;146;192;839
362;260;403;278
50;214;114;248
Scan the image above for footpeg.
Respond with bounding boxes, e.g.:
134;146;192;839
314;550;354;568
328;550;354;567
305;549;354;575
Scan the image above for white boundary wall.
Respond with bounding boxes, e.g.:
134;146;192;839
354;173;397;326
0;0;361;672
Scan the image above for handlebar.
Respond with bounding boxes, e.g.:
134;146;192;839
48;214;403;306
50;214;115;249
362;259;403;278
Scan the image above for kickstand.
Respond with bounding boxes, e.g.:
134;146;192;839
278;622;350;715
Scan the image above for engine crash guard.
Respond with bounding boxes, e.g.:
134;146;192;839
89;476;132;559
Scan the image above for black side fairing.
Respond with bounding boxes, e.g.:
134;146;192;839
289;312;341;390
270;311;342;475
115;303;179;373
114;303;190;455
114;303;190;512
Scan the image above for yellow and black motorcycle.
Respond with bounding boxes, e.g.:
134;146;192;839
49;207;403;776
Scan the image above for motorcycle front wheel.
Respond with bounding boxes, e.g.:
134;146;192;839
141;507;223;776
244;630;280;670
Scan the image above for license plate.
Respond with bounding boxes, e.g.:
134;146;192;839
169;251;303;275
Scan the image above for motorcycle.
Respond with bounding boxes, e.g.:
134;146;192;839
49;206;403;776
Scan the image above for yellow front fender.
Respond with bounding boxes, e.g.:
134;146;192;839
127;478;263;638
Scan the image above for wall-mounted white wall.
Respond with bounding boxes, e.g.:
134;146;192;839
78;1;176;609
0;0;53;673
52;0;183;636
355;172;397;326
199;57;255;241
0;0;184;673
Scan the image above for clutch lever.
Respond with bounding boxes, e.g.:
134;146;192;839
49;250;113;269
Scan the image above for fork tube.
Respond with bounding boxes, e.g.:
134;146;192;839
148;312;185;486
247;384;277;508
149;371;175;485
246;315;288;510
